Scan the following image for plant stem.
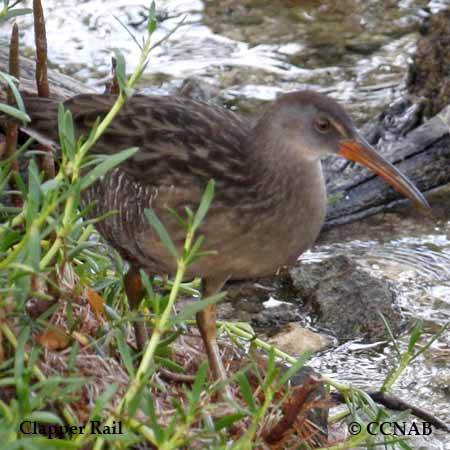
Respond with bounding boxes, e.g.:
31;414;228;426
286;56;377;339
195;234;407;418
89;258;188;450
224;322;353;394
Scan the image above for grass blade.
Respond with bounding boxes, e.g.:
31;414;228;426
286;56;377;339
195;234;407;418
80;147;138;190
171;292;225;325
144;208;178;260
192;179;214;231
0;103;30;122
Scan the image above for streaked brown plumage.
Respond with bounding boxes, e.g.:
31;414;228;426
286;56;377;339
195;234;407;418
23;91;429;386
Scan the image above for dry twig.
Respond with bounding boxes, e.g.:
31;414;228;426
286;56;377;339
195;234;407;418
5;23;22;207
33;0;54;179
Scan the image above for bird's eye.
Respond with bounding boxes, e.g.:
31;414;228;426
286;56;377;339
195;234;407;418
315;117;331;133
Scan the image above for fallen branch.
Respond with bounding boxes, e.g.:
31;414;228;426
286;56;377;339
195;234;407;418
331;390;450;433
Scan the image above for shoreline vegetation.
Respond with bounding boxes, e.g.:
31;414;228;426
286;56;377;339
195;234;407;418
0;1;448;449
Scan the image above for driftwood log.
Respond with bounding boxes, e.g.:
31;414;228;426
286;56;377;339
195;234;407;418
1;47;449;228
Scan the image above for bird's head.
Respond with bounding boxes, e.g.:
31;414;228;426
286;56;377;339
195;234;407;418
266;90;430;211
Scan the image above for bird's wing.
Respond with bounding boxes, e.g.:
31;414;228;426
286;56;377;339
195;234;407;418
23;94;257;272
24;93;253;194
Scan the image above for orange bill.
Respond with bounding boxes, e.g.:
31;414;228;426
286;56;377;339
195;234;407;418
338;137;430;212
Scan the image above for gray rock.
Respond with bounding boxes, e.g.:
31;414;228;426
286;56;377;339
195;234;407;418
290;255;403;342
267;323;333;356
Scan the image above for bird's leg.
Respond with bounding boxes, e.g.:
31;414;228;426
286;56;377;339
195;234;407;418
197;304;226;381
124;266;148;352
197;277;230;390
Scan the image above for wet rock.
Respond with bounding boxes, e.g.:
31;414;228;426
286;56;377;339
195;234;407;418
267;323;333;356
407;8;450;118
219;279;302;332
289;255;403;343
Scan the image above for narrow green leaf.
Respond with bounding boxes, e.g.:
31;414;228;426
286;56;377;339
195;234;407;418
144;393;163;444
157;330;183;349
184;235;204;265
113;49;127;94
0;72;26;113
407;320;423;353
67;341;80;373
14;327;30;379
148;1;157;33
358;389;380;415
0;102;30;122
186;250;217;265
127;385;143;418
24;437;80;448
81;116;101;153
396;437;415;450
264;347;278;387
67;241;99;259
0;377;16;387
171;292;225;325
80;147;138;190
113;15;143;51
276;350;312;389
13;169;26;198
40;178;62;195
154;356;184;373
139;269;155;298
190;360;208;405
91;276;121;292
27;160;41;217
26;411;64;426
237;373;255;412
379;311;401;358
116;328;135;377
192;179;214;231
0;8;33;22
28;225;41;272
57;103;65;143
166;207;187;229
89;383;118;421
0;228;22;252
13;273;31;306
60;109;76;159
214;413;246;432
144;208;178;260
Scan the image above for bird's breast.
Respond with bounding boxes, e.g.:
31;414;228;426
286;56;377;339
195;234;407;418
187;160;327;280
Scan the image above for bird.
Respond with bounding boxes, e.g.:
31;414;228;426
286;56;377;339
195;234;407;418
22;90;430;385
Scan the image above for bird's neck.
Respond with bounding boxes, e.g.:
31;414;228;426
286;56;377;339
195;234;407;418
245;123;327;258
248;121;325;203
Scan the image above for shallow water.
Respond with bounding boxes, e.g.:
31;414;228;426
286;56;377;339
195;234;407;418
2;0;450;446
2;0;449;121
307;198;450;448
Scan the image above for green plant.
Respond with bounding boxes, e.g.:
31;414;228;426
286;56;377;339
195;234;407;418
0;0;32;24
0;1;447;449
